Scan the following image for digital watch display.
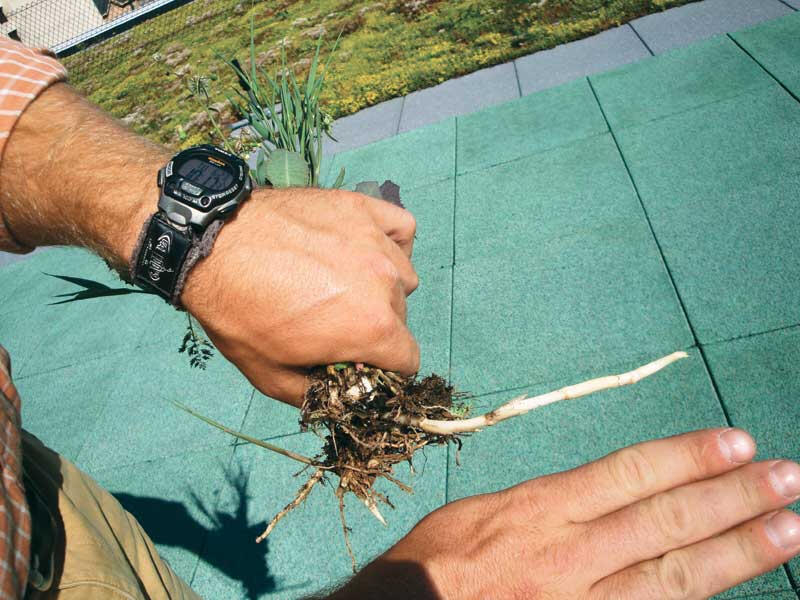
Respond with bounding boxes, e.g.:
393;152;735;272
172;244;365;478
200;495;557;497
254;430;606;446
157;144;251;227
132;145;253;304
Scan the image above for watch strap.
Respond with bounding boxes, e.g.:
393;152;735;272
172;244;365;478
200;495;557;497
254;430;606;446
131;213;192;303
130;213;225;308
171;218;224;306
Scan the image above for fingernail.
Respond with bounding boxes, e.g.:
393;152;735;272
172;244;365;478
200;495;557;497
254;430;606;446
769;461;800;498
718;429;755;463
765;511;800;550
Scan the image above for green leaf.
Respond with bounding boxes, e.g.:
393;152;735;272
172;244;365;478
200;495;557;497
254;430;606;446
170;400;319;465
254;148;268;186
354;180;382;200
265;149;310;188
332;166;346;189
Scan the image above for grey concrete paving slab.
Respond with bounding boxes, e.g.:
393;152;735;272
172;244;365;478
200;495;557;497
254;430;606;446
397;62;519;133
515;25;651;95
0;251;24;268
0;248;42;269
630;0;792;54
782;0;800;9
322;97;403;155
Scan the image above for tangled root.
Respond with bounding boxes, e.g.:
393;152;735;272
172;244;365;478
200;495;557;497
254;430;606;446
258;364;468;570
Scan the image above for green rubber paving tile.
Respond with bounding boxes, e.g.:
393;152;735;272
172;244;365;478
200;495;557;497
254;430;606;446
403;178;454;270
76;343;252;471
591;35;773;131
0;246;154;376
447;348;723;500
410;264;452;380
240;264;451;441
318;154;333;189
702;327;800;461
0;246;121;316
724;592;800;600
715;568;794;599
450;221;692;396
747;593;800;600
239;392;302;441
16;353;125;461
191;434;447;599
19;292;161;377
617;85;800;343
136;299;202;349
325;118;455;192
456;78;608;175
455;133;642;263
790;557;800;594
90;447;234;587
732;12;800;100
0;307;53;377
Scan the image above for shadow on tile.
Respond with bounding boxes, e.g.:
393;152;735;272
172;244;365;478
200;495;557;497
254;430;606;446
114;459;278;599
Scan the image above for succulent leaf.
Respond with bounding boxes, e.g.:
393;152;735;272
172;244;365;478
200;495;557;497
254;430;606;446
265;149;310;188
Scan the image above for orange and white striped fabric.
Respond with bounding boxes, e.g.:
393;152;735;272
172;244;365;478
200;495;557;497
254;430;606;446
0;36;66;599
0;37;66;254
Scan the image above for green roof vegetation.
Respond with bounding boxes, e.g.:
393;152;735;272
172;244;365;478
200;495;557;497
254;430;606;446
64;0;698;149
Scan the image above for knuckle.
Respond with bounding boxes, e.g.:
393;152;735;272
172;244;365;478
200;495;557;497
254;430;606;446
733;470;763;513
608;447;657;501
682;435;714;476
656;551;698;599
401;209;417;237
650;493;693;544
407;268;420;293
731;526;760;567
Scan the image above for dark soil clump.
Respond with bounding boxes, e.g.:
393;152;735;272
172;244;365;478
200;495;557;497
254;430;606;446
303;365;464;482
292;364;468;567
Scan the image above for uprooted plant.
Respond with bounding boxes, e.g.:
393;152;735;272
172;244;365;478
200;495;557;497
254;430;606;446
176;352;688;571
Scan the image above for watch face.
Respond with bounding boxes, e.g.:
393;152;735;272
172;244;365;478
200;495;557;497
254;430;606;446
164;145;249;214
178;158;235;192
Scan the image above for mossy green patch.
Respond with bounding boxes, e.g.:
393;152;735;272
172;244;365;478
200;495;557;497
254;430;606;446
64;0;701;149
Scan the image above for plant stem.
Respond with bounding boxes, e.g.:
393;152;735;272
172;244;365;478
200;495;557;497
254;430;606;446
171;399;323;466
393;351;689;435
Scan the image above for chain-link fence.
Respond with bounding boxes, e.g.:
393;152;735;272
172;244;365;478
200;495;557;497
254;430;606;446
0;0;236;81
1;0;154;48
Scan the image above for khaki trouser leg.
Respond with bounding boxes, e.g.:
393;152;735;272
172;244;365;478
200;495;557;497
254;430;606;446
21;431;202;600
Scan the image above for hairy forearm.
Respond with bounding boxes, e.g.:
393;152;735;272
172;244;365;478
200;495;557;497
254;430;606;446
0;82;167;273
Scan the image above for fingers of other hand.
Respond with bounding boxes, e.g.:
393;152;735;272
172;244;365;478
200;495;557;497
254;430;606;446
582;459;800;576
361;194;417;258
528;429;756;525
592;509;800;600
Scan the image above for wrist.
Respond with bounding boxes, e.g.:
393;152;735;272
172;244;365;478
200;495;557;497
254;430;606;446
0;82;167;273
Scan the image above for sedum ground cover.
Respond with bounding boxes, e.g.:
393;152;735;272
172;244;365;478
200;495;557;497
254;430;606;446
65;0;699;149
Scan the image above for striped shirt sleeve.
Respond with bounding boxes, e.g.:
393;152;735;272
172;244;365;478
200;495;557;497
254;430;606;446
0;345;30;600
0;37;67;254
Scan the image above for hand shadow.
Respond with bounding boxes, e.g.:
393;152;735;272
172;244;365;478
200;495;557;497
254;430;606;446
114;460;283;599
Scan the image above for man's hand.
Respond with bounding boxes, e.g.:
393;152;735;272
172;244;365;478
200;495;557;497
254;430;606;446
333;429;800;599
0;83;420;406
181;186;419;405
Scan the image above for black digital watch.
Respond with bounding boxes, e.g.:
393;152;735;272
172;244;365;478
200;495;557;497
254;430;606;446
131;145;252;305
